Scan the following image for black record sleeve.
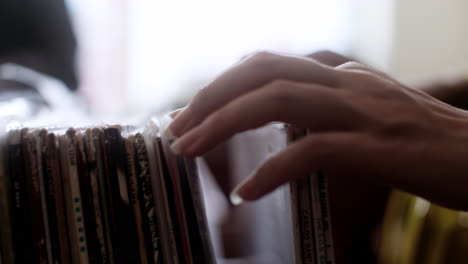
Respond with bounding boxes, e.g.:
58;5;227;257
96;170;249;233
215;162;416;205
0;134;14;264
23;130;49;263
7;129;34;263
102;127;140;264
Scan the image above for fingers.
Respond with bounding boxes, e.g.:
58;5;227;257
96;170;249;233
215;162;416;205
168;51;340;137
169;80;356;157
229;132;361;203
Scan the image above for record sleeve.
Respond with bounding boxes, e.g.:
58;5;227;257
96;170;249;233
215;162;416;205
76;130;102;263
286;125;304;264
159;116;215;264
309;171;335;264
134;133;163;264
59;129;89;264
102;126;140;264
23;130;49;263
286;126;316;264
32;130;54;263
157;136;192;264
45;130;71;263
143;123;180;264
289;179;303;264
219;123;296;263
0;133;14;264
7;129;34;263
38;129;59;264
123;134;149;264
91;128;114;264
297;176;316;264
182;157;216;263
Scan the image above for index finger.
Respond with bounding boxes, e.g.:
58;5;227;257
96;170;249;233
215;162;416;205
168;51;339;137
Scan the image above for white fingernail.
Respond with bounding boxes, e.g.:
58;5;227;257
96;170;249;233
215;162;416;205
229;188;244;206
169;109;183;118
170;140;182;155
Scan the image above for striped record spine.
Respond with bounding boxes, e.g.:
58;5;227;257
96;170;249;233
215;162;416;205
60;129;89;264
310;171;335;264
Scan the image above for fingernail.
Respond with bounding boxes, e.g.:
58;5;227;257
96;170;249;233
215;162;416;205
170;139;182;155
229;186;245;206
164;127;176;140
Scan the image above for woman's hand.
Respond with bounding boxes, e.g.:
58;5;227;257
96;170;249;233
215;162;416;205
168;51;468;211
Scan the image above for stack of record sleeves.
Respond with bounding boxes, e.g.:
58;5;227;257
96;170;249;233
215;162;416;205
0;118;336;264
0;120;215;264
287;127;335;264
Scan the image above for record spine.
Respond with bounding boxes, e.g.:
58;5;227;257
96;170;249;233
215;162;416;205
143;132;180;264
0;135;14;264
183;158;216;263
124;135;149;264
41;130;60;264
157;137;192;264
46;132;71;263
91;128;115;264
286;125;304;264
60;129;89;264
289;181;303;264
76;131;102;263
153;137;180;264
23;130;49;263
8;129;34;263
310;171;335;264
84;129;110;264
135;134;163;264
34;130;54;263
102;127;140;264
298;176;316;264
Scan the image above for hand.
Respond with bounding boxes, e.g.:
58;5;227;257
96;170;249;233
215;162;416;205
168;51;468;211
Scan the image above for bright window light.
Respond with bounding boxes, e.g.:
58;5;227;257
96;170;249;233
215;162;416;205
67;0;351;115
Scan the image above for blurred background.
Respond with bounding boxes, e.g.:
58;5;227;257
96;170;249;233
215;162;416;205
66;0;352;116
64;0;468;117
2;0;468;118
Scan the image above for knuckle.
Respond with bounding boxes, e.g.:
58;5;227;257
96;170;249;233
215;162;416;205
344;69;374;81
336;61;365;71
248;51;280;67
335;62;377;87
308;50;349;65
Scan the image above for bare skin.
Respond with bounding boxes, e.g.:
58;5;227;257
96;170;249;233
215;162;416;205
168;51;468;211
167;51;468;263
